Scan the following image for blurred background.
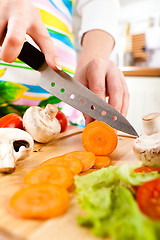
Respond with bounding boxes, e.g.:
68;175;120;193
73;0;160;135
116;0;160;68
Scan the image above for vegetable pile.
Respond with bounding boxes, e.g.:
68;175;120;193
0;105;69;173
2;106;160;239
75;163;160;240
9;120;118;220
10;156;75;219
9;150;97;219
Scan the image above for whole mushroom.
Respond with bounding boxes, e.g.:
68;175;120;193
133;113;160;167
23;104;61;143
0;128;34;173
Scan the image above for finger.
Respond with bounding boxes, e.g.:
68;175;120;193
74;66;94;125
119;70;130;117
84;59;106;125
0;2;9;45
74;65;87;86
27;10;61;70
74;68;94;125
0;16;26;62
0;20;7;46
83;113;94;126
107;64;123;114
86;59;106;100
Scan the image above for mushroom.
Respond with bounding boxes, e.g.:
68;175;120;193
142;112;160;135
133;113;160;167
0;128;34;173
23;104;61;143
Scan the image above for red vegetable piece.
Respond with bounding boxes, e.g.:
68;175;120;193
137;178;160;220
0;113;23;129
56;111;68;132
134;167;160;173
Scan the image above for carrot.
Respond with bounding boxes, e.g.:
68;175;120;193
24;165;73;189
93;156;111;169
10;183;69;219
82;121;118;156
64;151;95;172
41;155;82;176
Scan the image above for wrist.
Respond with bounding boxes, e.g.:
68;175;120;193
78;30;114;67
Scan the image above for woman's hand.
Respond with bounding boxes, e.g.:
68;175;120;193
74;30;129;125
0;0;61;69
74;59;129;125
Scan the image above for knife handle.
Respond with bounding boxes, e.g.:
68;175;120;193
18;41;45;70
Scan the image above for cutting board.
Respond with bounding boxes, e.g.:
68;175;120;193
0;126;138;240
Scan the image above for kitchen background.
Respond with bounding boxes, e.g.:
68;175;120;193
73;0;160;135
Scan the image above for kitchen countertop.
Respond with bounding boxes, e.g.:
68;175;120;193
120;66;160;77
0;126;138;240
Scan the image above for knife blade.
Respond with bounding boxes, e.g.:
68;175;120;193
18;42;138;136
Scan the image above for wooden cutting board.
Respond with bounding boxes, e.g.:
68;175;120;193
0;126;138;240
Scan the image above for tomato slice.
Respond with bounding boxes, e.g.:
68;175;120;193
0;113;23;129
56;111;68;132
134;167;160;173
137;178;160;220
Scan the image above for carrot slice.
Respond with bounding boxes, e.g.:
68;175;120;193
24;165;73;189
10;183;69;219
41;155;82;176
93;156;111;169
64;151;95;172
82;121;118;156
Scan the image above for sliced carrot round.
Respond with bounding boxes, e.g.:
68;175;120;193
93;156;111;169
82;121;118;156
41;155;82;176
64;151;95;172
10;183;69;219
24;165;73;189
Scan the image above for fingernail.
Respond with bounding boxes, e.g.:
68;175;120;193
55;57;62;70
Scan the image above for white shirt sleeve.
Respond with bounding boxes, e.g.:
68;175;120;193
76;0;120;44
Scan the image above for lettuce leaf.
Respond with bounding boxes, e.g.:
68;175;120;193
75;162;160;190
75;163;160;240
117;163;160;186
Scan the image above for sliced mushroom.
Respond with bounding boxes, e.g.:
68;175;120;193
0;128;34;173
133;113;160;167
23;104;61;143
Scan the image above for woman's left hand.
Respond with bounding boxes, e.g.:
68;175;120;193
74;30;130;125
74;58;129;125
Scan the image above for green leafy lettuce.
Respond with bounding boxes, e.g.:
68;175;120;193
75;163;160;240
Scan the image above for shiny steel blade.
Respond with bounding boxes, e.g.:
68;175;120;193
37;63;138;136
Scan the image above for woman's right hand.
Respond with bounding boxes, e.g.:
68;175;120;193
0;0;61;69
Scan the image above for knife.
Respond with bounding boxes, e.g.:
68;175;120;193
18;42;138;137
